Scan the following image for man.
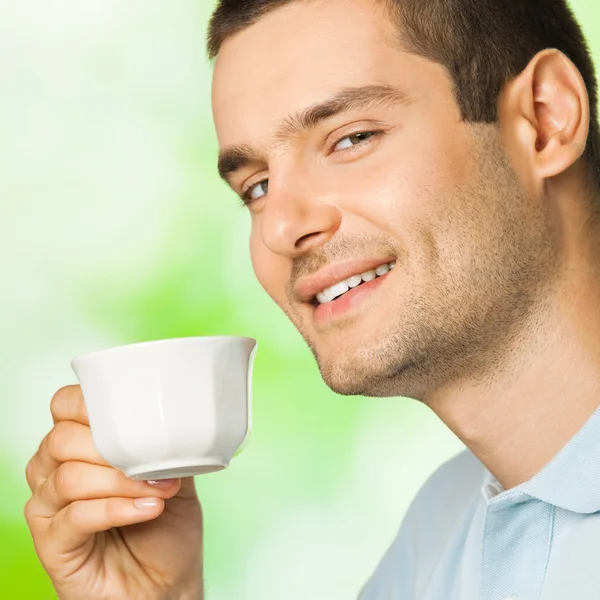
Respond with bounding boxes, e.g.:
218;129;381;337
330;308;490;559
24;0;600;598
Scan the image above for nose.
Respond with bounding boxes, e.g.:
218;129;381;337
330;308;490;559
260;179;342;257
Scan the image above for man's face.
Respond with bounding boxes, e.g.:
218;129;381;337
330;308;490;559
211;0;556;400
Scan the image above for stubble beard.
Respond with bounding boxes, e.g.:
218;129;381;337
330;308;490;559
291;127;561;401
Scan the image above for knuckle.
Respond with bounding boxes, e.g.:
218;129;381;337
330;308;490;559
25;457;36;488
54;462;79;498
104;467;128;495
104;497;122;523
46;421;71;461
23;498;34;524
23;497;43;527
110;467;128;488
64;500;85;530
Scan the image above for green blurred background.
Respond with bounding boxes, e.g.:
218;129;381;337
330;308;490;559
1;1;598;598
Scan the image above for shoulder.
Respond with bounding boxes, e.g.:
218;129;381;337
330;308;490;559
358;448;487;599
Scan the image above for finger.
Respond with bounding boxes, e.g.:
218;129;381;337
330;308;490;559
25;455;38;493
47;496;166;556
177;476;200;500
50;385;89;426
34;462;181;516
27;420;107;493
33;421;110;490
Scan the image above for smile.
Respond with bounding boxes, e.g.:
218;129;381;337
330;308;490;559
315;261;396;304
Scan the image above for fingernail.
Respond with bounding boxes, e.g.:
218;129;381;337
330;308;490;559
146;479;177;488
134;497;162;511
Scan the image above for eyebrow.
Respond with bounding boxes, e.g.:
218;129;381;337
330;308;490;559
217;84;413;188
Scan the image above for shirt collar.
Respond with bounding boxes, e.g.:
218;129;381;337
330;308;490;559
482;403;600;514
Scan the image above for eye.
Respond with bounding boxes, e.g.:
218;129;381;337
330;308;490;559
242;179;269;205
333;130;379;152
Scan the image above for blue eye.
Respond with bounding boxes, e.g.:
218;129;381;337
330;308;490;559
333;131;378;151
242;179;269;204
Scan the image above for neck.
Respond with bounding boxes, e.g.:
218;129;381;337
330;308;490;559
427;218;600;490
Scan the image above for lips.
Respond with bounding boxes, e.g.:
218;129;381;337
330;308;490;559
294;257;396;303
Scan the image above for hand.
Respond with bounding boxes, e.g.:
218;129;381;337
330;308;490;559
24;385;204;600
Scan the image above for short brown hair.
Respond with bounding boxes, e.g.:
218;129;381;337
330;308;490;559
207;0;600;197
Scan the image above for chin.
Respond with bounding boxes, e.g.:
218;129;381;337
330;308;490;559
315;350;419;398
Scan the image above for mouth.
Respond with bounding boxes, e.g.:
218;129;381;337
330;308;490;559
309;260;396;307
309;260;396;324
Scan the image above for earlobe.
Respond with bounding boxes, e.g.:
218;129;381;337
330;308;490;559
514;49;589;181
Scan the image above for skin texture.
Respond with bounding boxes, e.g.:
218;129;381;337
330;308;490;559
25;0;600;598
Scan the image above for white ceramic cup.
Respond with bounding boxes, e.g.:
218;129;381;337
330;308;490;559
70;336;257;480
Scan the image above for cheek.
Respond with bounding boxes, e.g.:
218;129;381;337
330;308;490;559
339;159;436;238
343;127;472;233
249;226;288;304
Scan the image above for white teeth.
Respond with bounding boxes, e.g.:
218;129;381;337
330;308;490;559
329;281;350;300
347;275;362;288
315;261;395;304
361;270;376;282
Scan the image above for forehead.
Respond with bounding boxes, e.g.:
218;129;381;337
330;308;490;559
211;0;419;148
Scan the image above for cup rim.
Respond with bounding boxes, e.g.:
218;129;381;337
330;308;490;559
71;335;257;367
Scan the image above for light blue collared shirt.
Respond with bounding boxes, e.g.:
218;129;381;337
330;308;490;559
358;404;600;600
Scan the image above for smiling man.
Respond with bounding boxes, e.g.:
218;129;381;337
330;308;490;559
209;4;600;597
24;0;600;599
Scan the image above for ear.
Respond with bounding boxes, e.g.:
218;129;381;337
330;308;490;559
498;49;590;185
